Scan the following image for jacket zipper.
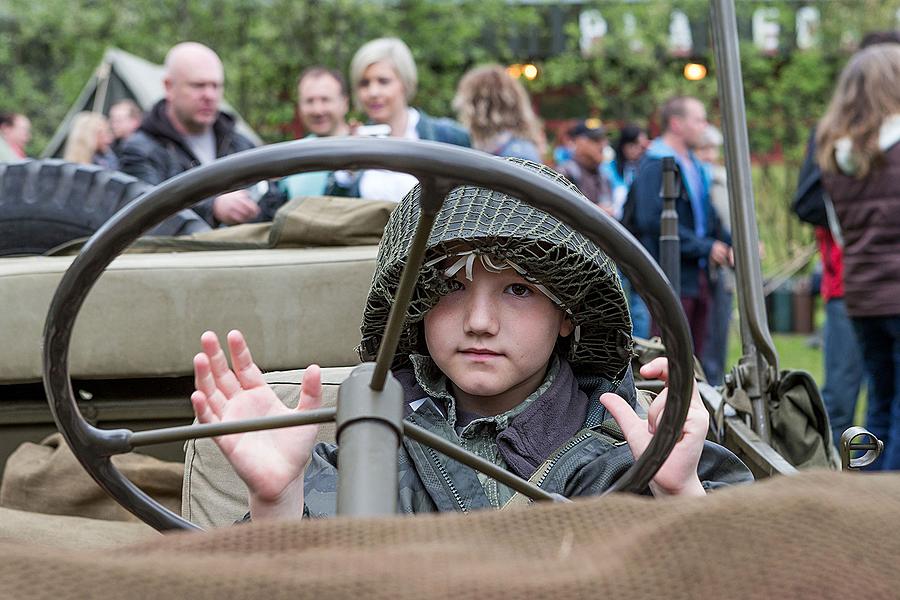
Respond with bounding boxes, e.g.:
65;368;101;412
426;446;467;513
535;432;593;489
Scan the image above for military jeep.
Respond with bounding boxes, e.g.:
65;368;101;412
0;1;895;597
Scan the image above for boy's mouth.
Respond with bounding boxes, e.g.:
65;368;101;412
460;348;502;358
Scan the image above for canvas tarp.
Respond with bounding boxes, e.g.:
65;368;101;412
41;47;262;158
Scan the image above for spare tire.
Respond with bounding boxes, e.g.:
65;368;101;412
0;160;152;256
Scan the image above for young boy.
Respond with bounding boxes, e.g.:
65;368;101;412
190;161;752;521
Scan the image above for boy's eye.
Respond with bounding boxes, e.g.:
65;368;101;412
506;283;532;297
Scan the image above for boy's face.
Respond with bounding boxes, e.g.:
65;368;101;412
423;259;573;410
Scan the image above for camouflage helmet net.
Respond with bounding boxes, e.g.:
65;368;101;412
358;159;633;382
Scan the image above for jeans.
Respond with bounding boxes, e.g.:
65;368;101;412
822;299;865;448
851;315;900;470
621;275;651;339
701;270;734;386
679;272;711;358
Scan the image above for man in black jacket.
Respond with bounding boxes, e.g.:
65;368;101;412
120;42;279;227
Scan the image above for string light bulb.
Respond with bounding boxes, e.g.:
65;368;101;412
507;63;539;81
683;62;707;81
506;64;523;79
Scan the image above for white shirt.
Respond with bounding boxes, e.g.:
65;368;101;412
184;129;217;165
358;108;421;202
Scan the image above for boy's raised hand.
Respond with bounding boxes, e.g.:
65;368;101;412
191;330;322;519
599;357;708;497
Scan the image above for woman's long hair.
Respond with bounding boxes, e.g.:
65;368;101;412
63;112;107;165
816;44;900;177
452;64;543;151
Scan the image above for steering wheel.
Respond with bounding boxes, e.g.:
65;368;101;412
43;138;695;531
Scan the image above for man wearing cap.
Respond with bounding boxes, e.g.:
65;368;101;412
628;95;732;355
557;120;617;216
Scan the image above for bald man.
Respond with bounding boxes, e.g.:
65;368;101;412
120;42;280;226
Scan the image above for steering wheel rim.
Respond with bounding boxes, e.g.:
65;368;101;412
42;137;695;531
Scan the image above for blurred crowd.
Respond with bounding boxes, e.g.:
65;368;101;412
0;38;738;394
4;33;900;466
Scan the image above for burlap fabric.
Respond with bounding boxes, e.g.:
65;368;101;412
0;506;157;549
0;471;897;598
0;433;182;521
359;160;633;382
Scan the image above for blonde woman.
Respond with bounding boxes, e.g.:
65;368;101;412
63;112;118;170
453;64;543;162
816;43;900;470
339;37;470;201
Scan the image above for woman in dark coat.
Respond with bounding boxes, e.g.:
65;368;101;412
817;43;900;470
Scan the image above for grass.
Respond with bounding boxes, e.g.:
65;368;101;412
718;163;868;428
724;307;867;428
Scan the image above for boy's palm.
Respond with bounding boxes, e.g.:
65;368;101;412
191;330;322;504
599;357;708;497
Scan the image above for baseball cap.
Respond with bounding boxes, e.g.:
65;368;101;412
568;118;606;140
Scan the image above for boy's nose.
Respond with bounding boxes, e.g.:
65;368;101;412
463;293;499;336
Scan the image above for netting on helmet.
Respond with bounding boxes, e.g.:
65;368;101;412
358;160;633;383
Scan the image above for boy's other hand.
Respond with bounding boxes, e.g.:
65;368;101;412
191;330;322;519
599;357;708;497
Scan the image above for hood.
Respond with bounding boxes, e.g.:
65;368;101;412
358;159;633;383
835;114;900;176
139;99;239;149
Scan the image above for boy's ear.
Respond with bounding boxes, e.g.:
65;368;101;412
559;316;575;338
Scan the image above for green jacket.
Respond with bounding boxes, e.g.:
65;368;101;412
301;361;752;516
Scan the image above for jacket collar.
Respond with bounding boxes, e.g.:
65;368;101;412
139;99;238;158
644;137;710;223
394;356;627;480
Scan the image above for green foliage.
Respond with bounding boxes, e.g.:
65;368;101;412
0;0;538;148
1;0;898;164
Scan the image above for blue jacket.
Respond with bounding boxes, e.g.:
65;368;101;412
415;110;471;147
628;138;730;297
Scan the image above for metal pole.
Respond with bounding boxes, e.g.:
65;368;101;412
92;61;112;114
659;156;681;296
710;0;778;441
336;363;405;516
370;178;447;391
128;408;337;449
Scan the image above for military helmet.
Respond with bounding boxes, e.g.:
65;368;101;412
358;160;633;382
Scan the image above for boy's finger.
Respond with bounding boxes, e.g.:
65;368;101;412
638;357;669;382
190;391;218;425
599;392;644;438
227;330;267;389
193;353;227;418
298;364;323;412
646;390;668;436
200;331;242;397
